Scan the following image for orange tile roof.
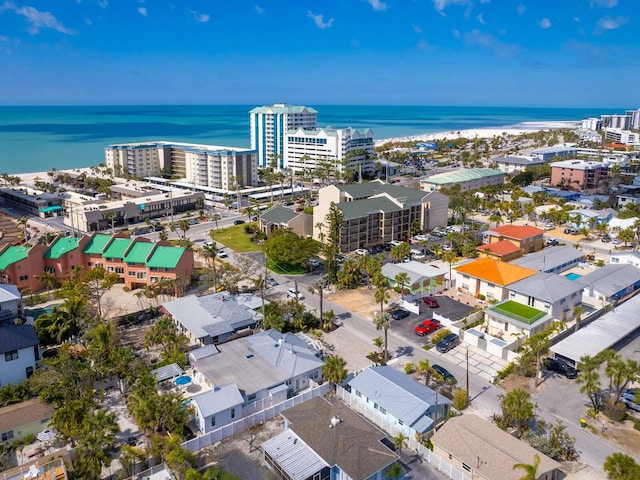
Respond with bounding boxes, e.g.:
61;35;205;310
454;257;536;285
477;240;520;256
489;225;544;240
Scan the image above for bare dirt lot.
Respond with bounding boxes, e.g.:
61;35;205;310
326;286;399;320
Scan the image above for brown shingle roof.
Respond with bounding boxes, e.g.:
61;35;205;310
0;398;54;433
431;415;560;480
281;396;398;480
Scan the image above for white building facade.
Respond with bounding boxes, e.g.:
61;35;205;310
250;104;318;169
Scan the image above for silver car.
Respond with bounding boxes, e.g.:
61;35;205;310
620;388;640;412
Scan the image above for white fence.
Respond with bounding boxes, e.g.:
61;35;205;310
336;386;471;480
181;382;333;452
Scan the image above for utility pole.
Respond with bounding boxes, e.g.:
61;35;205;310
466;347;470;405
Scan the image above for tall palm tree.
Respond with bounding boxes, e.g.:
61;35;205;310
577;369;602;411
322;355;347;386
373;311;391;364
417;359;433;386
309;277;328;325
512;454;540;480
394;272;411;299
375;285;390;316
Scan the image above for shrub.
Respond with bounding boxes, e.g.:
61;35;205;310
404;362;416;374
476;293;486;300
496;362;516;381
122;286;130;292
452;388;469;411
431;329;452;344
603;402;627;422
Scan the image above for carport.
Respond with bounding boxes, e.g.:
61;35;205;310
550;296;640;367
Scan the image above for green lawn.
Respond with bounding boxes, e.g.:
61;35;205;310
268;259;307;275
490;300;546;325
210;225;262;253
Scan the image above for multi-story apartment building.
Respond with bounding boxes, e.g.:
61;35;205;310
285;126;375;175
0;233;194;293
550;159;609;192
420;168;505;192
604;128;640;147
313;181;448;252
530;145;577;161
105;142;257;190
249;103;319;169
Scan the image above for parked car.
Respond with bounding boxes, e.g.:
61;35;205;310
542;357;578;379
432;364;457;384
204;240;214;247
284;201;295;206
544;224;555;230
563;227;579;235
355;248;369;256
370;245;384;254
391;308;411;320
402;256;411;263
545;238;559;246
422;296;439;308
436;333;460;353
287;287;304;300
414;234;429;242
601;235;612;243
612;238;622;245
414;319;441;336
188;218;198;225
620;388;640;412
308;259;321;268
217;250;228;259
234;220;246;225
411;251;426;260
266;275;278;287
336;254;346;264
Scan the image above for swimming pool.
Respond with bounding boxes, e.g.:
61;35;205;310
25;307;53;320
565;273;582;281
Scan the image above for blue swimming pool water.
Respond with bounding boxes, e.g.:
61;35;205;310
565;273;582;281
25;307;52;319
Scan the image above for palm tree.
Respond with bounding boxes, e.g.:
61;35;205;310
309;277;329;325
394;272;411;299
573;304;585;332
372;311;391;364
36;271;60;299
417;359;433;386
322;355;347;386
512;454;540;480
18;216;29;242
393;432;409;454
577;369;602;411
375;285;390;316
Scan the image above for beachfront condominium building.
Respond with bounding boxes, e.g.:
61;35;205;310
250;103;318;169
313;181;448;252
105;142;257;190
285;126;375;176
550;159;609;192
604;128;640;147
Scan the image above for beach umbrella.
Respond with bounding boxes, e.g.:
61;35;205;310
37;429;57;442
174;375;192;387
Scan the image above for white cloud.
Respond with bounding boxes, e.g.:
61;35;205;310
476;12;485;24
254;5;264;14
596;15;628;31
413;24;422;34
1;1;74;34
0;34;8;41
538;17;552;29
367;0;388;11
307;10;333;29
573;16;580;22
432;0;471;14
189;10;209;23
464;28;517;56
517;5;526;15
137;6;147;16
84;17;92;25
452;29;460;38
590;0;617;7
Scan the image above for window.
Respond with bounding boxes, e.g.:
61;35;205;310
379;406;387;415
26;366;34;377
247;393;256;401
5;350;18;361
462;463;471;473
1;431;14;442
230;408;235;419
19;275;28;281
210;416;216;427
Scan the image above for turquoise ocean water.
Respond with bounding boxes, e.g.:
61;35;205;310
0;105;616;174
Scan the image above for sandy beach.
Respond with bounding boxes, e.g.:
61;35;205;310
375;120;580;146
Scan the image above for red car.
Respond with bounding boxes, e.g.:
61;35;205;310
422;296;439;308
414;319;441;336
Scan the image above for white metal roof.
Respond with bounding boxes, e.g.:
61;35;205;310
550;295;640;363
262;430;329;480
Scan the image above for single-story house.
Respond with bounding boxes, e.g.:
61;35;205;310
0;398;54;444
347;366;451;435
162;292;265;345
258;206;313;238
510;245;586;274
607;216;638;235
262;396;400;480
431;414;561;480
189;329;324;431
610;251;640;268
454;258;537;301
566;208;617;229
507;272;584;322
484;299;554;344
575;263;640;305
381;261;447;296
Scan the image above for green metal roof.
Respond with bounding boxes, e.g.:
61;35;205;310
338;196;402;221
124;241;154;264
102;238;133;260
0;246;29;270
260;206;299;225
338;181;427;205
423;168;504;185
82;234;112;255
145;246;185;269
44;237;80;259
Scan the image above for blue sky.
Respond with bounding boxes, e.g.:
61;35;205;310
0;0;637;107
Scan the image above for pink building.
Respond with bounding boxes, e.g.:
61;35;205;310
550;160;608;192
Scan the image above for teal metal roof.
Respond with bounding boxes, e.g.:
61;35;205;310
0;246;29;270
260;206;299;225
102;238;133;259
124;241;154;264
82;234;112;255
146;246;185;269
338;196;402;221
44;237;80;259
